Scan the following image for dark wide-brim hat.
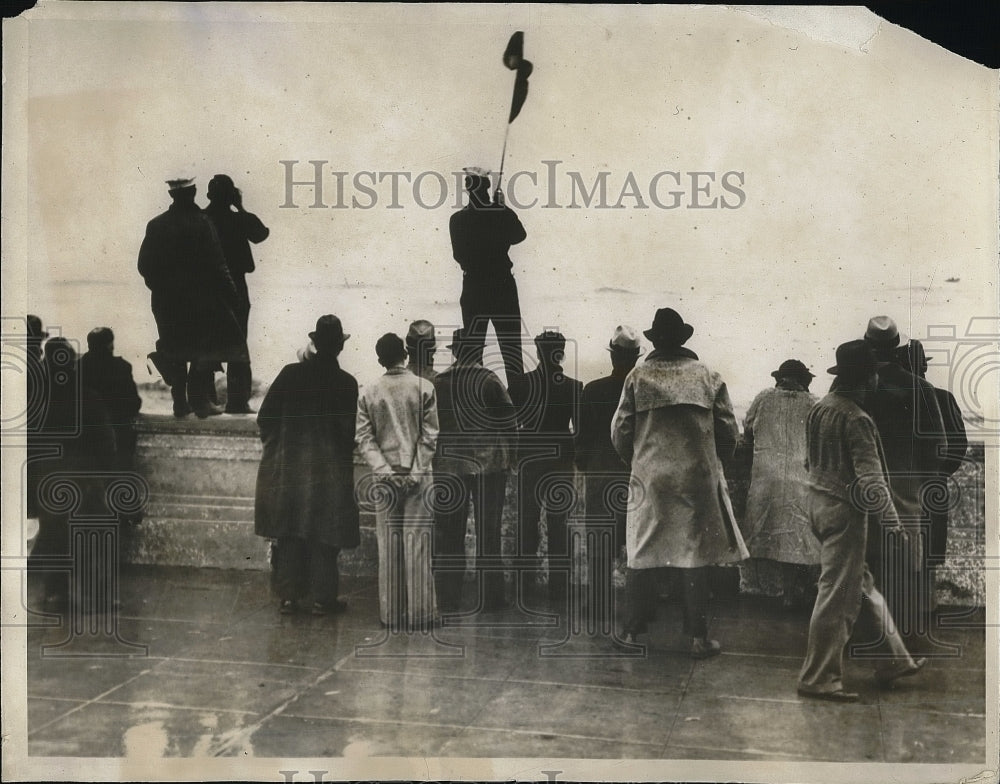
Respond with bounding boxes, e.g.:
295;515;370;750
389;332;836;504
446;327;475;350
309;314;350;345
827;340;878;376
771;358;814;380
643;308;694;345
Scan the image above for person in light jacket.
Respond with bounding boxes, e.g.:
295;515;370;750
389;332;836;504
356;333;440;630
611;308;748;658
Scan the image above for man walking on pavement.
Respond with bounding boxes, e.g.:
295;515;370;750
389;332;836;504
798;340;926;702
204;174;270;414
449;166;526;382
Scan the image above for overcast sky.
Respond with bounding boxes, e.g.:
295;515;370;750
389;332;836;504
6;3;997;414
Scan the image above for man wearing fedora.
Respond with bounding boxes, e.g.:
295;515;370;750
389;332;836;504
356;333;440;630
511;330;583;602
895;338;968;618
450;166;527;382
138;177;248;418
203;174;270;414
863;316;946;647
611;308;747;658
254;316;360;616
743;359;820;610
432;328;518;612
405;319;438;382
575;326;644;630
798;340;925;701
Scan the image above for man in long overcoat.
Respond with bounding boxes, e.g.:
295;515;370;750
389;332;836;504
863;317;946;643
254;315;360;615
895;338;968;612
611;308;748;658
137;177;247;418
743;359;821;609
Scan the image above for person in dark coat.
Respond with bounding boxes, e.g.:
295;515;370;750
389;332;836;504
863;317;946;643
25;314;49;521
575;325;643;630
137;177;247;418
798;340;925;702
449;166;527;381
80;327;142;472
895;338;968;606
204;174;270;414
29;338;117;611
432;328;518;612
254;315;360;615
511;331;583;600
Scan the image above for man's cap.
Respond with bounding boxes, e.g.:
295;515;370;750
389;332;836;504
87;327;114;350
406;319;436;348
166;177;196;192
309;315;350;345
771;358;814;380
827;340;878;377
26;314;48;340
864;316;907;348
607;325;643;355
463;166;491;180
446;327;475;350
534;330;567;351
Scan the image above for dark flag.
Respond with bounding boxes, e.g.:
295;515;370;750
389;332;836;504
503;31;533;123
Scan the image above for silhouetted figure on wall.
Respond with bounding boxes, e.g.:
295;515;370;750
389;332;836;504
137;177;247;418
204;174;270;414
449;166;526;381
80;327;142;472
25;314;49;522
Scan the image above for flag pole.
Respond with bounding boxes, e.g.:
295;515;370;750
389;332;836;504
497;122;511;195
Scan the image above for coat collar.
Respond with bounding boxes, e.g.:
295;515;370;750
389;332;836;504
646;346;699;362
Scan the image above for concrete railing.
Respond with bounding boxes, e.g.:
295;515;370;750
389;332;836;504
128;415;987;606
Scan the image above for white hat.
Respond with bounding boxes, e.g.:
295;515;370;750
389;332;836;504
462;166;491;180
606;325;644;354
166;177;196;191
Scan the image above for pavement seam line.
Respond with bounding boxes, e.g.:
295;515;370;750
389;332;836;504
207;648;357;756
26;662;165;738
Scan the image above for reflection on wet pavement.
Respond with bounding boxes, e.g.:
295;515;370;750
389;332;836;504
23;565;988;762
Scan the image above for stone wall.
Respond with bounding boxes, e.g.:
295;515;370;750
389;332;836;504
128;415;988;606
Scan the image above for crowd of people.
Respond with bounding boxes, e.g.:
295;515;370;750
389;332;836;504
24;167;970;704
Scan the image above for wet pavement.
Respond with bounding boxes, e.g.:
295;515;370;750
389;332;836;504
23;565;989;763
